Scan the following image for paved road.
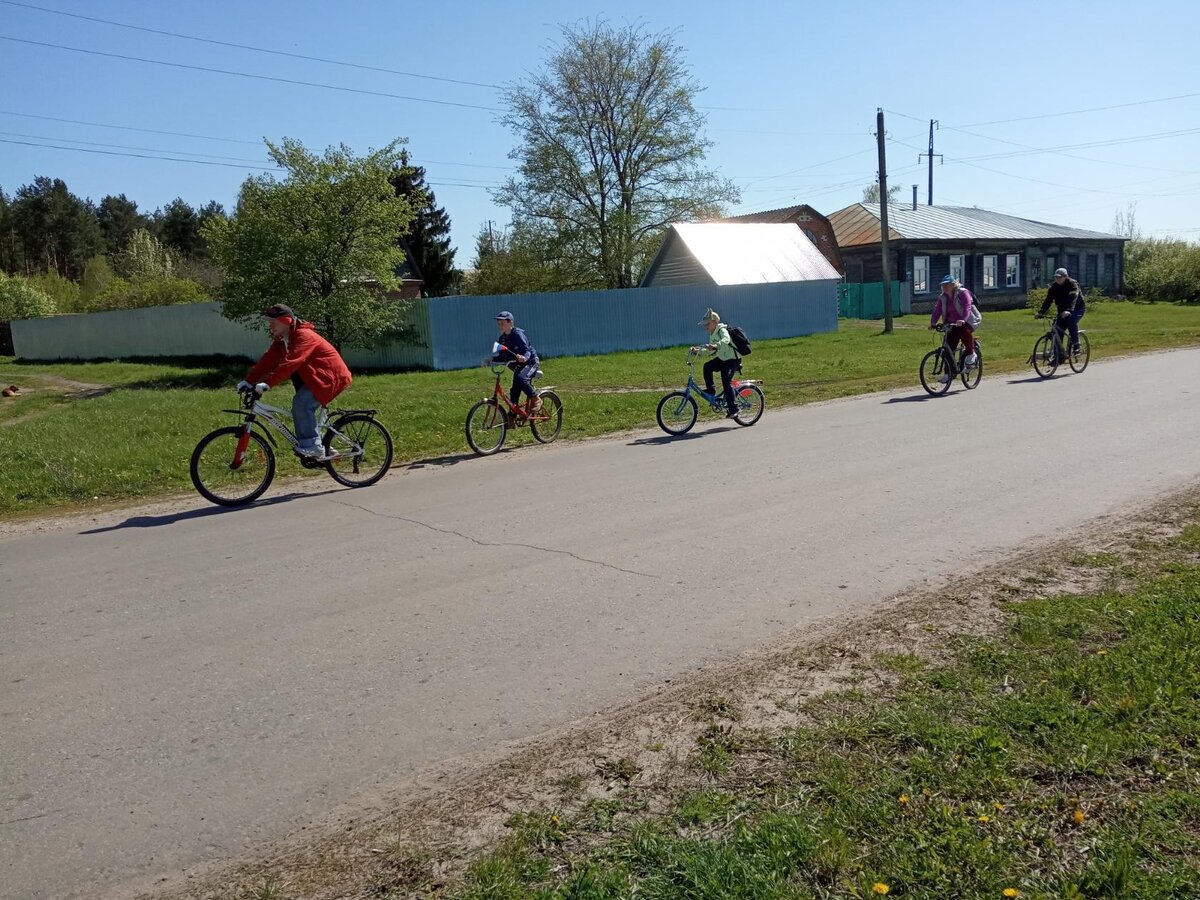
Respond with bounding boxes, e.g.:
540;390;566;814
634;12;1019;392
2;349;1198;899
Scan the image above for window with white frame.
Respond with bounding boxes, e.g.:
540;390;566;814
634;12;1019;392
913;255;929;293
949;254;964;284
1005;253;1020;288
983;255;998;289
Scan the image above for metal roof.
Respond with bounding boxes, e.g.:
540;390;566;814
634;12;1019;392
652;223;841;286
828;203;1125;247
725;204;815;224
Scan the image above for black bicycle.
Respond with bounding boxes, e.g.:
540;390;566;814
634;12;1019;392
1030;315;1090;378
919;324;983;396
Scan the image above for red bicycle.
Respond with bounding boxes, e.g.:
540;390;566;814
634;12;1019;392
465;363;563;455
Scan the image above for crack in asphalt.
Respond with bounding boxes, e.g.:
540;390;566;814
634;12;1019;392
326;498;657;579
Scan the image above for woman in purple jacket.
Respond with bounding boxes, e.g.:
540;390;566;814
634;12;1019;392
929;275;979;384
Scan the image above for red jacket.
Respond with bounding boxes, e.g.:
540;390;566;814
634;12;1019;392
246;321;352;405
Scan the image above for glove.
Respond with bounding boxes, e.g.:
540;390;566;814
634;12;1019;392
236;380;251;391
254;382;270;394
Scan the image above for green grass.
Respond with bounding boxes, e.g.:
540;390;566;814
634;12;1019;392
1;302;1197;517
438;521;1200;899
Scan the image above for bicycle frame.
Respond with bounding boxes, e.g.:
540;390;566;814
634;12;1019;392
221;391;374;461
480;365;555;423
678;349;760;411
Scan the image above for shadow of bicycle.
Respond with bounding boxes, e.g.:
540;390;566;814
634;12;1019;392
882;392;961;404
629;425;740;445
78;489;345;534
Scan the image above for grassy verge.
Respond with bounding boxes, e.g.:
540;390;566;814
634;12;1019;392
2;302;1198;517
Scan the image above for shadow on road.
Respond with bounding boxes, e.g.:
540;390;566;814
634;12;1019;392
1006;375;1055;385
404;451;478;470
628;425;739;446
79;490;343;534
882;392;961;404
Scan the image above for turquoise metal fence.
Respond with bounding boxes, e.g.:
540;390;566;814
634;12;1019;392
837;281;909;319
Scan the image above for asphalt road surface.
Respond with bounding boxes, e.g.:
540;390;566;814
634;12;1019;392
2;348;1198;899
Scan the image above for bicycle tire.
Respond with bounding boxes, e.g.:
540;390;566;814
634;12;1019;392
530;390;563;444
733;383;765;426
656;391;698;435
323;414;393;487
190;425;275;506
919;348;953;396
1032;334;1058;378
960;346;983;390
466;399;507;455
1069;332;1090;373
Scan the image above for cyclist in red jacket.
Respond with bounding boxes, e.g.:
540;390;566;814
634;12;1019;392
238;304;352;459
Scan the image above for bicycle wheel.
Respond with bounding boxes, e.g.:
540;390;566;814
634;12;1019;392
919;349;953;396
732;383;765;426
324;414;393;487
1069;332;1090;373
190;425;275;506
1032;334;1059;378
960;346;983;390
530;390;563;443
466;399;507;455
656;391;698;435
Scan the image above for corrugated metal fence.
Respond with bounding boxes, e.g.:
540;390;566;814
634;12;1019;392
837;281;910;319
12;280;837;370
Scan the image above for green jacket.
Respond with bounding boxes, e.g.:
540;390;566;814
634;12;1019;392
709;323;737;361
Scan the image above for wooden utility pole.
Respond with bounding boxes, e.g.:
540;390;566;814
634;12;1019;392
918;120;942;205
876;108;893;333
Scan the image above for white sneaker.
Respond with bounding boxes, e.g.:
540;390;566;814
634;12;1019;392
964;352;977;368
297;445;325;459
938;373;952;384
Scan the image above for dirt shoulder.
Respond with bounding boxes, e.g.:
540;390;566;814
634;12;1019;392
122;484;1200;900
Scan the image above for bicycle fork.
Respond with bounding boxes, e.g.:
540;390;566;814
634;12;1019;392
231;423;252;469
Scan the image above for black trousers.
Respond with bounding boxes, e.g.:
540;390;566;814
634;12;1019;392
703;357;739;411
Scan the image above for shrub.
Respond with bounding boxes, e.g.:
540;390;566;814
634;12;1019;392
0;272;57;321
28;270;82;312
1124;238;1200;302
93;275;209;311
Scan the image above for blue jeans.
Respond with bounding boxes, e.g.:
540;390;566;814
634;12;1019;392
292;384;321;452
1059;303;1086;351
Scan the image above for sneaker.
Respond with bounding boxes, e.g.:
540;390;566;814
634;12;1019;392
938;373;953;384
529;397;544;413
964;352;977;368
725;407;739;419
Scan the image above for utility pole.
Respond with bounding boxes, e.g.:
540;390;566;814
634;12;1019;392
876;108;893;334
918;119;942;205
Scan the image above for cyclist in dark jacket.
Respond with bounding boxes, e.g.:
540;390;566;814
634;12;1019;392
1038;267;1086;355
490;310;541;412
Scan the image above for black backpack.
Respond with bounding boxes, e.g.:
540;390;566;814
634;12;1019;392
727;324;752;356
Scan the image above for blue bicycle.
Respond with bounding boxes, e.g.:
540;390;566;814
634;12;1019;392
656;347;765;435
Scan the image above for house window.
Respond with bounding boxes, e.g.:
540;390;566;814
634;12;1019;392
913;256;929;293
1104;253;1117;289
983;255;998;289
949;254;964;284
1046;255;1057;279
1084;253;1098;287
1005;253;1020;288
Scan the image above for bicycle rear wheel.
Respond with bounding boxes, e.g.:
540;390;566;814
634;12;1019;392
466;399;507;455
1032;334;1058;378
190;425;275;506
919;349;953;396
530;390;563;443
960;346;983;390
656;391;698;435
1069;332;1090;373
324;414;393;487
732;384;765;426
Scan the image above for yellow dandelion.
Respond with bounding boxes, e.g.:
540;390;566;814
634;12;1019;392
898;794;910;805
550;814;561;826
1073;809;1086;824
873;884;890;896
1003;889;1021;898
1096;649;1109;656
994;802;1005;811
978;814;992;823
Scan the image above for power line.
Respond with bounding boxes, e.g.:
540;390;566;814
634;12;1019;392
0;35;503;112
0;130;273;164
951;127;1200;163
951;92;1200;128
0;109;263;145
0;0;503;90
0;136;279;169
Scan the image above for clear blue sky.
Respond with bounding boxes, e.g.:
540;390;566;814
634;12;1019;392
2;0;1197;265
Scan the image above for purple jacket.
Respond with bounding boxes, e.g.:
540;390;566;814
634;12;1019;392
930;287;976;328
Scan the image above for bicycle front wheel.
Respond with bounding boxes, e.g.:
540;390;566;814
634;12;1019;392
733;384;765;426
324;414;393;487
530;390;563;443
919;349;953;396
656;391;698;435
466;399;507;455
1032;334;1058;378
190;425;275;506
1069;332;1090;373
961;346;983;390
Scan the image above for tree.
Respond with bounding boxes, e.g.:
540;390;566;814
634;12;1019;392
390;151;461;296
154;198;203;258
205;138;417;349
0;188;21;273
9;178;103;278
497;21;739;289
862;182;901;204
97;194;150;259
1111;202;1140;239
0;272;56;321
465;221;580;295
115;228;176;280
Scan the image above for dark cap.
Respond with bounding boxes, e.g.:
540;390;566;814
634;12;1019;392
495;310;514;321
264;304;296;320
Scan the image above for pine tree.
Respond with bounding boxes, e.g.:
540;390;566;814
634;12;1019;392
390;151;460;296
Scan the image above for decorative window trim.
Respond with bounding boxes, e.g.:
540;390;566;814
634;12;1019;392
983;255;998;289
1005;253;1020;288
913;255;930;293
